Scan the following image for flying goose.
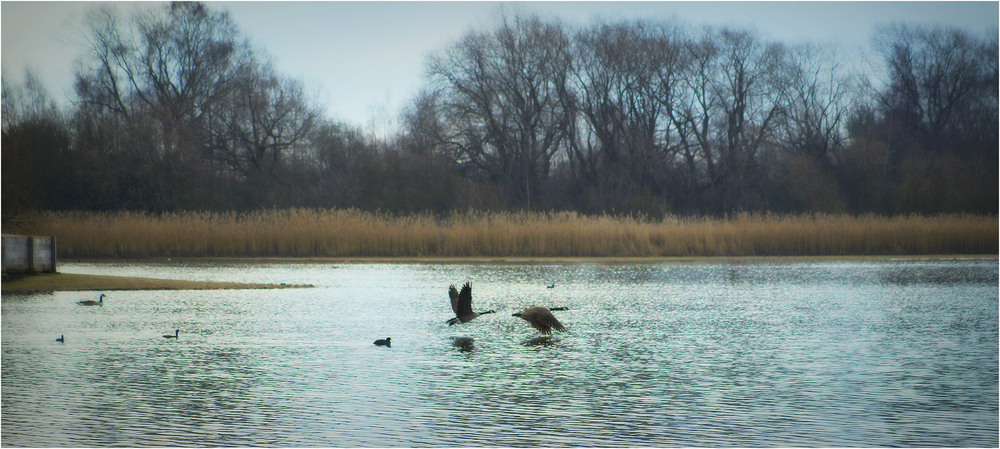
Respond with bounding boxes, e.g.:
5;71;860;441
163;330;179;339
512;306;566;334
78;294;105;306
447;283;495;325
374;337;391;347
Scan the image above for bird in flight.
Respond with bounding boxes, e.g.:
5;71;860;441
447;282;495;325
512;306;567;335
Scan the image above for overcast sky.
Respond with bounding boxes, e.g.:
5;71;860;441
2;1;997;129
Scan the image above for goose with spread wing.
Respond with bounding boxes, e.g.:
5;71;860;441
447;282;495;325
512;306;567;334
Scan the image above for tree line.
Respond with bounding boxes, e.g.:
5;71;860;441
3;2;997;222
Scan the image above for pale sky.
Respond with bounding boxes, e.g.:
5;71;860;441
2;1;997;129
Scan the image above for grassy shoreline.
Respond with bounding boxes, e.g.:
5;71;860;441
22;210;999;259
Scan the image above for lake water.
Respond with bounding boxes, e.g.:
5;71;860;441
2;259;997;447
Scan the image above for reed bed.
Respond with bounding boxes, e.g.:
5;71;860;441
30;209;998;259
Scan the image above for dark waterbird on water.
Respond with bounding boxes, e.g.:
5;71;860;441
447;283;495;325
163;330;179;339
78;294;105;306
512;306;567;335
56;334;64;343
374;337;391;347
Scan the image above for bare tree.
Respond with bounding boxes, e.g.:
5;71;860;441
204;58;317;208
761;43;855;211
73;2;251;209
429;13;575;208
399;89;450;158
569;20;687;214
2;69;62;132
863;24;998;213
670;27;787;213
2;71;76;226
73;1;323;210
75;3;244;126
874;24;997;159
780;43;852;163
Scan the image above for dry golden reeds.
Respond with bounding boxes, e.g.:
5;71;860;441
27;209;998;259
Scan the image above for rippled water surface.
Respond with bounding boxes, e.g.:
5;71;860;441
3;259;997;447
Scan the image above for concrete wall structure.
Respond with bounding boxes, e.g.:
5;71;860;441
2;235;56;274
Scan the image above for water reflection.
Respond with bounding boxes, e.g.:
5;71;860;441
877;261;999;286
520;335;557;346
3;259;997;447
451;336;475;352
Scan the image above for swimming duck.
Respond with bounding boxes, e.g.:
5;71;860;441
56;334;65;343
163;330;179;339
374;337;391;347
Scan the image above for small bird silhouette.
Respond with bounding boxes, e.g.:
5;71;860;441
512;306;566;335
374;337;391;347
547;283;555;288
78;294;105;306
163;330;179;339
56;334;65;343
447;283;495;325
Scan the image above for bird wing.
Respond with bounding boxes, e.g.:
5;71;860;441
529;321;552;334
524;307;565;334
456;282;474;317
449;285;460;315
544;313;566;333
